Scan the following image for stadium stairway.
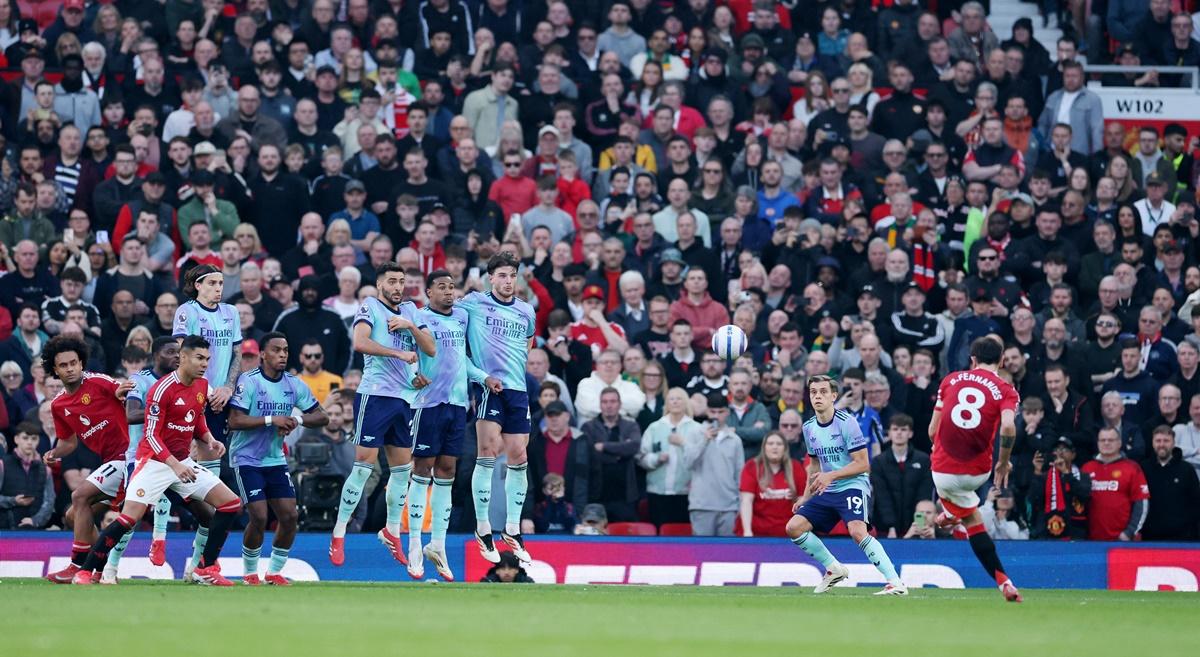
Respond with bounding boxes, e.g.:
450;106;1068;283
987;0;1064;55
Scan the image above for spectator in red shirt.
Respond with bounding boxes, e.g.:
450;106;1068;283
488;150;538;220
1081;427;1151;541
569;285;629;358
737;432;806;537
668;268;730;351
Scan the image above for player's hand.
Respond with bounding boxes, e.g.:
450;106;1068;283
809;472;835;495
115;379;135;401
387;316;414;332
209;386;232;412
207;440;227;459
791;497;804;513
42;450;59;466
173;462;197;483
412;373;431;389
993;460;1012;490
394;350;418;364
275;416;299;434
484;376;503;394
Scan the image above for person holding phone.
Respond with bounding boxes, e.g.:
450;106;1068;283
0;422;56;529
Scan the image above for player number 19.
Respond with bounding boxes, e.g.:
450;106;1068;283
845;496;864;513
950;387;986;430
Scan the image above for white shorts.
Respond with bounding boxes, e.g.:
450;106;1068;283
126;456;222;506
932;471;990;515
85;459;127;499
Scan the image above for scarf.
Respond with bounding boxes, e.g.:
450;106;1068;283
912;243;937;291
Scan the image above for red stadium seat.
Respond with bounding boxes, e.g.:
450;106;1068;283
658;523;693;536
607;522;657;536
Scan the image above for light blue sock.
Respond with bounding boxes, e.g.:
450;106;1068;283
189;526;209;568
242;545;261;576
198;459;221;478
792;532;839;569
108;529;132;568
333;462;373;537
504;463;528;535
385;463;413;536
267;547;289;575
472;457;495;534
859;535;900;583
430;477;453;549
407;474;432;547
152;496;171;538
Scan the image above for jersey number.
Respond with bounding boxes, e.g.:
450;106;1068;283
950;387;986;430
845;496;864;513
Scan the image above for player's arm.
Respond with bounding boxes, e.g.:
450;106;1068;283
796;457;822;507
126;396;146;425
409;323;437;357
42;434;78;464
927;409;941;446
353;321;416;361
994;408;1017;488
227;407;272;430
299;403;329;428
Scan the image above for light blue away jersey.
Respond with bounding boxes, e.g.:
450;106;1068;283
459;291;535;392
125;368;166;462
803;410;871;494
228;369;319;467
354;296;424;401
413;305;481;409
173;300;242;389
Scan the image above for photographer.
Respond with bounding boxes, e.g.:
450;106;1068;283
1028;438;1092;540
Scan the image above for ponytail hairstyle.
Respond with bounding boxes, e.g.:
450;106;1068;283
182;264;220;301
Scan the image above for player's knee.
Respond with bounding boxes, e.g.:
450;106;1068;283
70;486;91;506
276;505;299;528
245;506;268;529
785;515;808;538
434;463;456;479
847;522;869;542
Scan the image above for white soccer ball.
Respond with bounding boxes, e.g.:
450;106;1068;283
712;324;748;361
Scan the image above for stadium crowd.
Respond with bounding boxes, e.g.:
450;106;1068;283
1;0;1200;545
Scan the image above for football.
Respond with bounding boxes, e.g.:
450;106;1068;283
711;324;748;360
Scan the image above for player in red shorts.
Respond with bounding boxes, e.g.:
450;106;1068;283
41;336;135;584
927;338;1023;603
72;336;244;586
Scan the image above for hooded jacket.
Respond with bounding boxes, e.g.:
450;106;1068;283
272;275;352;373
668;292;731;351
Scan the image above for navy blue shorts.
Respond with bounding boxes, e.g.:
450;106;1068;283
234;464;296;503
205;406;229;444
352;392;414;448
474;386;531;435
411;403;467;458
795;488;871;533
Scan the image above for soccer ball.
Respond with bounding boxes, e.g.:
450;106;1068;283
711;324;748;360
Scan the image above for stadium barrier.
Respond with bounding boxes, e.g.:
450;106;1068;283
2;534;1197;591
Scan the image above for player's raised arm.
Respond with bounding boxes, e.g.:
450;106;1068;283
409;323;436;357
353;320;414;362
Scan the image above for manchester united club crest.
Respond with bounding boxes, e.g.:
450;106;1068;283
81;393;91;405
1047;513;1066;537
1112;470;1122;478
136;489;145;497
196;393;205;405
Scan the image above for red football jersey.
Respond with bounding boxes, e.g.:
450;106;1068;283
931;368;1020;475
137;373;210;462
569;321;626;357
51;373;130;463
1081;458;1150;540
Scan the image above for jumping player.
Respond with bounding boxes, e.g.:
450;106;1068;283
104;337;187;583
328;262;435;566
405;270;479;580
173;264;242;580
228;332;328;585
73;336;243;586
460;253;537;563
928;337;1023;602
786;375;908;596
42;336;135;583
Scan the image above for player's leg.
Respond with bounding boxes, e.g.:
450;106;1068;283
330;392;384;565
961;508;1021;601
423;454;458;581
382;443;414;563
785;497;849;593
188;408;229;570
263;489;299;585
933;472;1020;601
498;390;533;561
846;520;906;595
74;499;149;583
193;474;244;586
186;459;226;573
149;493;171;565
406;455;434;579
240;491;269;586
47;482;106;582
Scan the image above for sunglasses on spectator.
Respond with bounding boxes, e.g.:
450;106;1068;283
1095;321;1117;328
302;353;323;360
977;255;998;261
504;162;521;168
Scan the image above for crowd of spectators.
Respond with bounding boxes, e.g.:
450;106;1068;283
2;0;1200;543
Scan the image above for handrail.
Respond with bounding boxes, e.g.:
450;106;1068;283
1083;64;1200;92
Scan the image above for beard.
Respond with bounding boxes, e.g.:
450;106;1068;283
886;269;907;283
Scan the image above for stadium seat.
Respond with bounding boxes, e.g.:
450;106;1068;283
658;523;693;536
607;522;657;536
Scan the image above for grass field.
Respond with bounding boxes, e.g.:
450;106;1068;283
2;581;1196;657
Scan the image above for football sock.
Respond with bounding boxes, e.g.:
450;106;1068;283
267;547;289;575
859;535;900;583
189;526;210;569
199;500;242;568
504;463;528;536
242;545;261;576
333;462;373;538
384;463;413;537
152;497;171;539
407;474;432;548
81;514;134;571
791;532;839;569
473;457;495;535
967;524;1010;586
106;533;131;568
71;541;90;567
429;477;454;550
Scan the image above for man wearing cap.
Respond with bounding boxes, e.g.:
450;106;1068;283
527;401;592;515
329;180;381;253
109;172;175;250
1134;171;1178;237
687;48;746;123
729;32;771;85
177;170;239;251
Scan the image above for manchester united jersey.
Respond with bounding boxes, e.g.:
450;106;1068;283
1081;458;1150;540
931;368;1020;475
137;373;210;461
51;373;130;463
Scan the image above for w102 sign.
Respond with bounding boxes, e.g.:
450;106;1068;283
1092;87;1200;135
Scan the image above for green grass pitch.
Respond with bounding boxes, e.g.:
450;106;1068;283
2;581;1196;657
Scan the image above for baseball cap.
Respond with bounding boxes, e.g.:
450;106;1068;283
660;247;686;266
903;281;926;295
859;284;879;299
315;64;338;78
1146;171;1167;186
563;263;588;279
63;0;85;11
815;255;841;272
972;287;994;302
582;285;605;302
1164;239;1184;253
18;19;37;34
701;47;727;63
241;339;260;356
1053;437;1076;452
429;201;449;213
545;401;569;416
344;179;366;193
1009;192;1034;206
190;169;215;186
538;125;561;139
268;275;290;288
193;141;217;156
740;33;765;50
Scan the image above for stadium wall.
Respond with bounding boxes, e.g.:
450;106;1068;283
2;535;1198;591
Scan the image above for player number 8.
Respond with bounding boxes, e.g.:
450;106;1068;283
951;387;986;430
